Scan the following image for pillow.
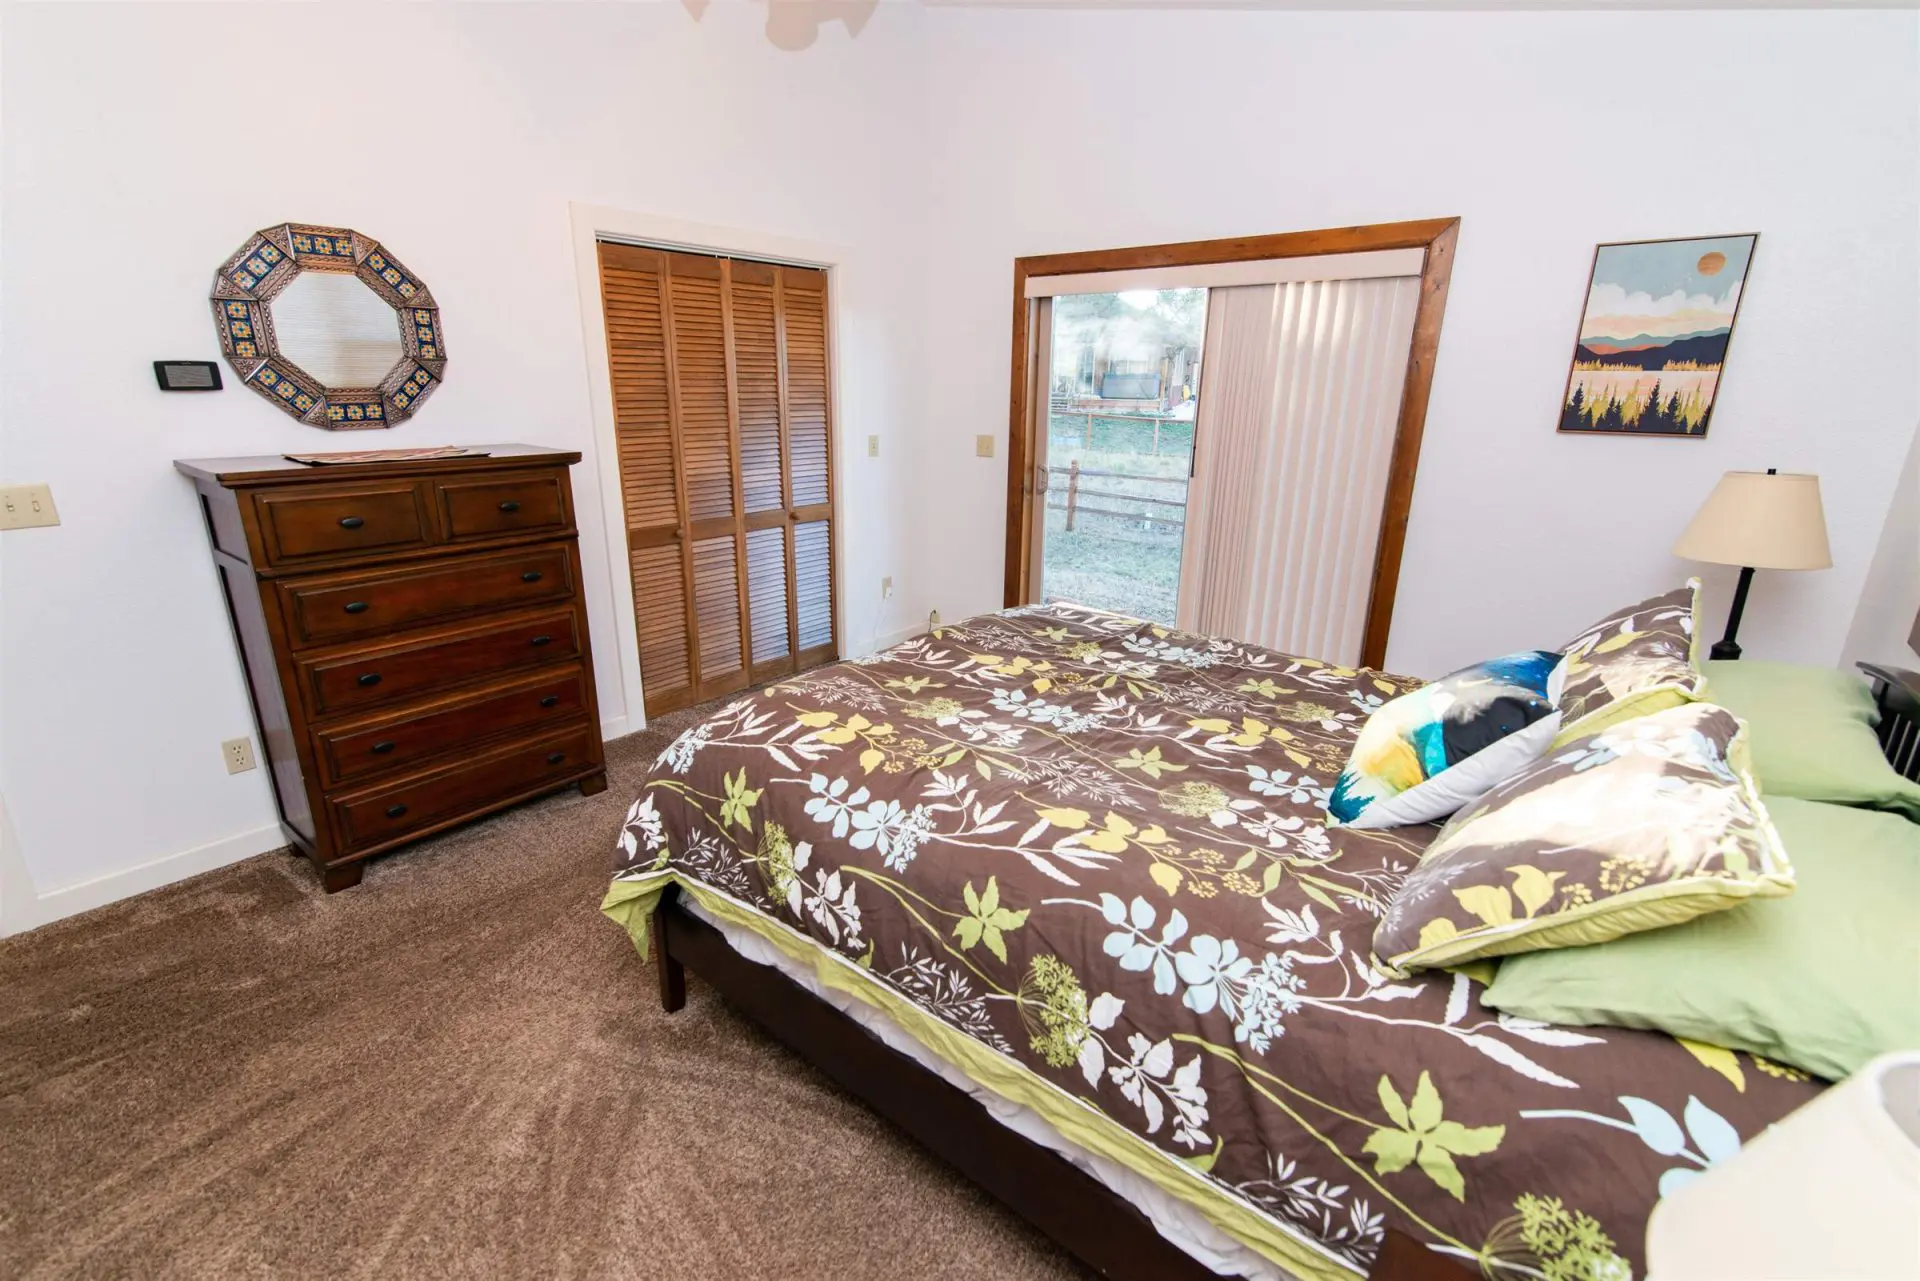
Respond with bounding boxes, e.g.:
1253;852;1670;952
1327;650;1565;828
1701;659;1920;821
1372;702;1794;977
1552;580;1705;745
1483;796;1920;1081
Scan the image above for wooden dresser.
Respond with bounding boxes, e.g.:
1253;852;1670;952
176;445;607;891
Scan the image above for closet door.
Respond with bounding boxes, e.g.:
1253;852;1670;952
598;243;837;717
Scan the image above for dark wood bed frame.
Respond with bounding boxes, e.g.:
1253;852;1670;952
1859;663;1920;781
650;884;1473;1281
645;663;1920;1280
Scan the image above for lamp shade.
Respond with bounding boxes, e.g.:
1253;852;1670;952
1646;1051;1920;1279
1672;471;1832;570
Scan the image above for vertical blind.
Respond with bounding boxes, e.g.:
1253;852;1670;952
1176;275;1421;665
598;243;837;717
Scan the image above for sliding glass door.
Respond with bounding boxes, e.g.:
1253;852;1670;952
1011;223;1458;667
1034;287;1206;625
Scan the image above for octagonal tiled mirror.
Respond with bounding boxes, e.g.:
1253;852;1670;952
210;224;446;429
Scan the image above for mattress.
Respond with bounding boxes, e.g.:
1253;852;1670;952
604;604;1822;1280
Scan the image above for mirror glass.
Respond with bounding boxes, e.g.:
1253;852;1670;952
270;271;404;387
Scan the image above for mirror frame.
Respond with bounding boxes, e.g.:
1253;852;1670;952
210;223;447;429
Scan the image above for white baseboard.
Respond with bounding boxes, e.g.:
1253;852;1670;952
0;693;877;939
9;822;289;937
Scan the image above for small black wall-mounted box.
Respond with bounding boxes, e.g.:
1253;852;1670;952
154;360;223;391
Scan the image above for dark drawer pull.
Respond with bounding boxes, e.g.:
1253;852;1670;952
539;694;560;708
546;752;566;765
357;673;382;687
530;634;553;647
521;570;544;583
338;516;365;529
344;601;370;614
385;804;408;819
498;500;521;513
371;740;395;754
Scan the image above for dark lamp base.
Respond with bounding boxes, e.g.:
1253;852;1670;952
1708;564;1757;664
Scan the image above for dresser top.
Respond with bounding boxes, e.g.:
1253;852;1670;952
174;443;582;486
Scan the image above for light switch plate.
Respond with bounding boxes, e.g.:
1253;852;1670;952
0;483;59;530
975;435;996;458
867;435;880;458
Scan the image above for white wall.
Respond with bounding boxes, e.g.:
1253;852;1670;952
1843;421;1920;672
0;1;928;924
911;8;1920;678
4;4;1916;929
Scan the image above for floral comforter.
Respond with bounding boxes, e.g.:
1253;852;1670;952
605;605;1820;1280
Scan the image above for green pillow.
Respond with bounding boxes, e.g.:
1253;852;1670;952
1701;660;1920;821
1482;795;1920;1081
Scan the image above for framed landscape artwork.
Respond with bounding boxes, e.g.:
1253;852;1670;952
1558;233;1757;438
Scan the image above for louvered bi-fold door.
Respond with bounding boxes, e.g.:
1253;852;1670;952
598;243;838;717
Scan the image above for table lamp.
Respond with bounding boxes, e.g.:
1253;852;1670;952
1646;1051;1920;1279
1672;468;1831;660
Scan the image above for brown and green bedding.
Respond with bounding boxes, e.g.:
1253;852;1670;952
604;604;1820;1280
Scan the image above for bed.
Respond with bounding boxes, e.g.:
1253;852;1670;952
602;604;1824;1281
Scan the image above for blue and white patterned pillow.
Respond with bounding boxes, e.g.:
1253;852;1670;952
1328;650;1565;829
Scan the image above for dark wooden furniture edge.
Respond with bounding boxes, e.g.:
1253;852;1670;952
1001;218;1462;672
1368;1229;1483;1281
174;443;581;486
317;755;608;890
1858;662;1920;782
648;886;1474;1281
180;446;607;892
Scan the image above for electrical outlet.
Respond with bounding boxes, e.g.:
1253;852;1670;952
881;576;894;599
0;483;59;530
867;435;879;458
975;435;995;458
222;736;257;775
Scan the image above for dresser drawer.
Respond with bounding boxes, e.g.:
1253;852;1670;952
330;723;597;852
254;483;429;563
296;607;582;717
316;665;589;786
280;545;575;647
437;470;570;541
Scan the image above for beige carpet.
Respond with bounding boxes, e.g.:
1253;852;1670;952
0;702;1086;1280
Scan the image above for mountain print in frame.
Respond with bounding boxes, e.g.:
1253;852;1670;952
1558;233;1757;438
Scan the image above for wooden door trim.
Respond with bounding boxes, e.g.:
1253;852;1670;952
1360;220;1457;670
1003;217;1460;671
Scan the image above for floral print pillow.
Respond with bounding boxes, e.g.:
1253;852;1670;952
1373;702;1794;977
1553;580;1704;743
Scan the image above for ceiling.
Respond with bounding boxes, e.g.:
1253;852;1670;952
922;0;1909;10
